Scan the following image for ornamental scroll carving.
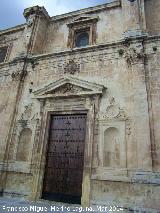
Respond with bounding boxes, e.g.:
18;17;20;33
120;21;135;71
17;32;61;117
124;46;146;65
18;103;39;128
98;97;127;120
97;97;132;135
50;83;87;95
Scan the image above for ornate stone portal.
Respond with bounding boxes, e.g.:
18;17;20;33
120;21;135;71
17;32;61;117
31;76;106;206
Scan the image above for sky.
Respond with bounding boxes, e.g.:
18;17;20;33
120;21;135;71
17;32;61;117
0;0;109;30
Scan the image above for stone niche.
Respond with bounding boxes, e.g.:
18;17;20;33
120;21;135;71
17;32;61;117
13;103;38;164
93;97;128;179
103;127;120;168
7;103;39;174
99;120;126;176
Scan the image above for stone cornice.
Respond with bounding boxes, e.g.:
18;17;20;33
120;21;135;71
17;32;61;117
0;34;159;72
0;56;26;72
28;40;125;61
0;24;25;36
26;35;150;61
143;34;160;43
51;0;121;22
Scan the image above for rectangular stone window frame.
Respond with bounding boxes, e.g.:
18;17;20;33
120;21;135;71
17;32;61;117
0;44;12;64
67;19;98;49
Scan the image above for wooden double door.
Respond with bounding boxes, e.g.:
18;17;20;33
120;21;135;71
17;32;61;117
42;114;87;204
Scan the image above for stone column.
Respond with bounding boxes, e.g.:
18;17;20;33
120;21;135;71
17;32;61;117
122;0;146;38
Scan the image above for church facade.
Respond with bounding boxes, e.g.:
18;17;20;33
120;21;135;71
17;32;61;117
0;0;160;211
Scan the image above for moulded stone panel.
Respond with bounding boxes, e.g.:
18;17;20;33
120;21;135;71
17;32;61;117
16;128;32;162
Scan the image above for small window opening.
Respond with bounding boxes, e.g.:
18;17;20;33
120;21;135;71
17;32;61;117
75;31;89;47
0;46;8;63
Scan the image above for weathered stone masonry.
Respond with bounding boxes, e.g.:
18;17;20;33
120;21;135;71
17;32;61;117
0;0;160;211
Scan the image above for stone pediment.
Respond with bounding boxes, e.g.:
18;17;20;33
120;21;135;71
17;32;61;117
33;76;105;99
68;14;99;26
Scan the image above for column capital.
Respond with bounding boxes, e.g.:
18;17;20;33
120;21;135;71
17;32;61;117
23;6;50;20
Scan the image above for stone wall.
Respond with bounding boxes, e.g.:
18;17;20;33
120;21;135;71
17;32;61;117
0;27;26;60
144;38;160;171
145;0;160;36
43;5;123;53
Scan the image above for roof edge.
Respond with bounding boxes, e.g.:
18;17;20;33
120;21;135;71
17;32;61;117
0;24;26;36
0;0;120;34
51;0;121;21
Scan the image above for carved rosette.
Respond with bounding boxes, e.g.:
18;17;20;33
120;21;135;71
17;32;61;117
64;60;80;74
